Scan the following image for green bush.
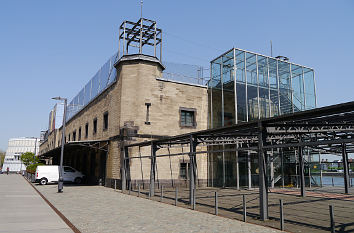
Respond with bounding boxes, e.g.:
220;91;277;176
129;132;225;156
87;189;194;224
26;163;44;174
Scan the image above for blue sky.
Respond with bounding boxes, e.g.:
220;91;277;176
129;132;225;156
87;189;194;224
0;0;353;152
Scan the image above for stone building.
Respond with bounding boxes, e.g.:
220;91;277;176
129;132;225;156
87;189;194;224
3;137;40;172
39;18;208;187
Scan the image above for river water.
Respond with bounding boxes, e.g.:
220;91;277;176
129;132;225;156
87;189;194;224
312;175;354;187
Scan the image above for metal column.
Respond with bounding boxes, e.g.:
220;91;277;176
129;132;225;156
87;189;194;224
160;30;162;62
299;146;306;197
258;122;268;220
247;151;251;189
222;144;226;187
121;146;127;191
244;52;249;122
233;48;238;124
236;142;240;190
139;18;143;54
281;149;285;188
189;135;197;205
308;149;311;188
319;152;323;187
153;23;157;57
220;60;224;127
150;143;157;197
342;143;350;194
270;152;274;188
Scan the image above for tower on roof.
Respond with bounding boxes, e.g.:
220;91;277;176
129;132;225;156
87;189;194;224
118;18;162;61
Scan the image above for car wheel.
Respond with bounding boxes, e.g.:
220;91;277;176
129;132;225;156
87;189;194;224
74;177;82;184
40;178;48;185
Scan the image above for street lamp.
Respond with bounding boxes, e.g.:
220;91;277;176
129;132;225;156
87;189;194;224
52;96;67;193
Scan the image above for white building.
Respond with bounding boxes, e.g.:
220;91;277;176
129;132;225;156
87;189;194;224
2;137;40;172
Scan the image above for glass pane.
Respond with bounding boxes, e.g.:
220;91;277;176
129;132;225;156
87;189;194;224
66;99;75;120
91;72;100;99
99;68;107;92
291;65;305;111
186;113;193;126
78;88;85;108
246;52;258;121
211;57;222;128
303;68;316;109
278;61;292;114
222;50;235;126
73;95;80;116
235;49;247;123
84;80;92;106
258;56;270;118
269;58;279;116
235;50;245;83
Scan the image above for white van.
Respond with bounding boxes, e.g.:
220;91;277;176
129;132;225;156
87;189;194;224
35;165;85;185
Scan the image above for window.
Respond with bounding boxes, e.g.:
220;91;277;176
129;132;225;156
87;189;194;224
103;112;108;130
180;108;196;127
78;127;81;141
63;166;75;172
224;112;234;126
93;118;97;134
73;130;76;141
179;162;190;179
85;123;88;138
145;103;151;125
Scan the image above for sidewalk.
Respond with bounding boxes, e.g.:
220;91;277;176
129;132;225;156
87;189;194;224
0;174;73;233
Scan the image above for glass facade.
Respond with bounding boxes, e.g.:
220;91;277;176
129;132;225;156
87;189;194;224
209;48;316;127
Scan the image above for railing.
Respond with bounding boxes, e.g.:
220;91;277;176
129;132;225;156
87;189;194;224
23;170;36;183
161;61;209;86
66;53;119;122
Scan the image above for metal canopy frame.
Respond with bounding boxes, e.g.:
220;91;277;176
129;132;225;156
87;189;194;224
39;139;110;158
122;101;354;221
118;18;162;60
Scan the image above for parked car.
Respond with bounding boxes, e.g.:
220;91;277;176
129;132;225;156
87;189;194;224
35;165;85;185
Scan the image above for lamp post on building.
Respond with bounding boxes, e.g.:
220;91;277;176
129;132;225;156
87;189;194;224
52;96;67;193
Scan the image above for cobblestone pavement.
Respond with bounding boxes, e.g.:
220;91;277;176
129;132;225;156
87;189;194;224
35;184;280;233
129;186;354;233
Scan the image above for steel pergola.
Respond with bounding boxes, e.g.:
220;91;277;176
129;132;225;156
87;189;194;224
122;101;354;221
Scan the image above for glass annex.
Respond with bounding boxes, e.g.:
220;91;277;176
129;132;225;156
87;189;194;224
208;48;316;128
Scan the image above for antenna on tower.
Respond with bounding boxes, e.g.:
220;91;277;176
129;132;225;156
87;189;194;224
140;0;143;18
270;40;273;57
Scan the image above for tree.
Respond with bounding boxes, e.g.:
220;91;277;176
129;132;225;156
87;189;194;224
20;152;42;173
0;150;5;167
20;152;37;167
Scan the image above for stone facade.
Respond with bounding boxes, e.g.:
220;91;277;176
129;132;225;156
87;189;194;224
39;54;208;187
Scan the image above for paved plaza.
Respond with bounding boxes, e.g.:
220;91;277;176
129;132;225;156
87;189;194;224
0;174;72;233
34;182;280;233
